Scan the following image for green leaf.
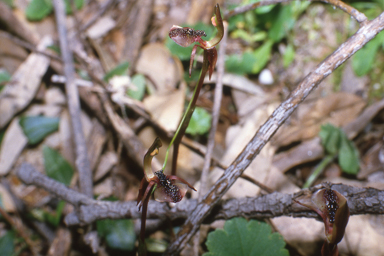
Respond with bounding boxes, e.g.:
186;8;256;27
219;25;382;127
43;146;74;186
19;116;60;145
103;62;130;82
64;0;84;14
97;219;136;251
186;107;211;136
338;134;360;174
352;31;384;76
283;43;295;68
319;124;342;156
204;218;289;256
127;74;146;100
0;231;15;256
268;5;295;42
252;40;273;74
225;51;257;75
25;0;53;21
44;200;66;227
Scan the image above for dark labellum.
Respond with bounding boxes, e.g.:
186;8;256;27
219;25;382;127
169;26;206;47
324;189;339;223
155;170;182;203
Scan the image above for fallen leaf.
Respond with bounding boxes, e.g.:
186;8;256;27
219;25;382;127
0;118;28;175
0;36;52;128
143;82;186;132
272;92;366;147
135;43;183;93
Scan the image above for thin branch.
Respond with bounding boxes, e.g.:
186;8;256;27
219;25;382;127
316;0;367;24
15;163;384;225
224;0;367;25
165;10;384;255
53;0;93;197
197;21;228;200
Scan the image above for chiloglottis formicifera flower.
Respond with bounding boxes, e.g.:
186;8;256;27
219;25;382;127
168;4;224;80
137;137;196;210
294;188;350;256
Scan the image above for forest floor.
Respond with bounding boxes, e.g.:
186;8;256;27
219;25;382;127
0;0;384;255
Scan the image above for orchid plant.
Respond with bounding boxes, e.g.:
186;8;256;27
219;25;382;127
165;3;224;175
294;188;350;256
137;5;223;254
136;4;223;255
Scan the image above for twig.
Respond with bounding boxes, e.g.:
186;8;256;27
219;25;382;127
16;163;384;226
316;0;367;24
197;22;228;200
53;0;93;197
224;0;367;25
165;10;384;255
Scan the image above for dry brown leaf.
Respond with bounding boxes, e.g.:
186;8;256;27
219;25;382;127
47;228;71;256
0;36;52;128
0;184;16;212
338;215;384;256
0;31;28;73
135;43;183;93
94;151;118;182
273;92;366;147
143;82;186;132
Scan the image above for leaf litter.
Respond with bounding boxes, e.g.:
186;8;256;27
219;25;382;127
0;1;383;255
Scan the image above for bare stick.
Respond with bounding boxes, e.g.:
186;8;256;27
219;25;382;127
165;10;384;255
53;0;93;197
16;163;384;226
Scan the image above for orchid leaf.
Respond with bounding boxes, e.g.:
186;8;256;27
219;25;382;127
186;107;211;136
43;146;74;186
0;231;15;256
19;116;60;145
97;219;136;251
25;0;52;21
103;62;129;82
128;74;146;100
204;218;288;256
339;134;360;174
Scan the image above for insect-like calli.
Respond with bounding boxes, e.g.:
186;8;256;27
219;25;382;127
294;188;350;256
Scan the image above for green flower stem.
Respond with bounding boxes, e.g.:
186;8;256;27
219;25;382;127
162;58;209;173
303;155;336;188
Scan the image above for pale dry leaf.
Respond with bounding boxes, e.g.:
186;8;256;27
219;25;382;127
0;118;28;175
143;82;186;132
93;177;113;197
0;184;16;212
135;43;183;93
0;36;52;128
86;16;116;39
338;215;384;256
94;151;118;182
